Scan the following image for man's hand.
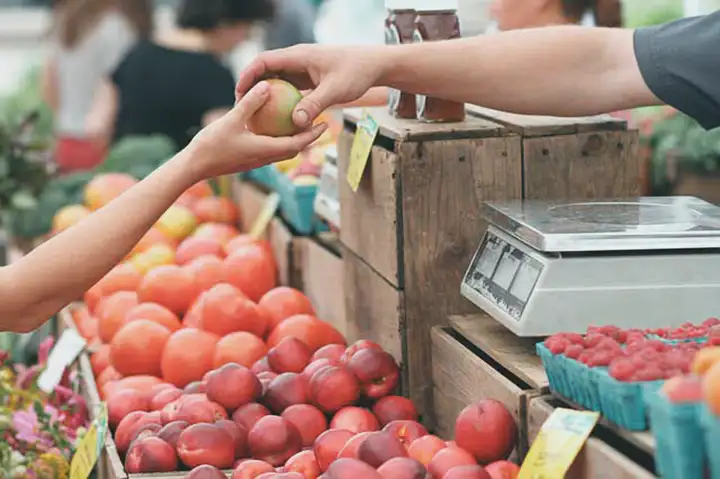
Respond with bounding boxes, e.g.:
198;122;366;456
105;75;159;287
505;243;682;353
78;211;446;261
190;81;328;180
235;44;389;129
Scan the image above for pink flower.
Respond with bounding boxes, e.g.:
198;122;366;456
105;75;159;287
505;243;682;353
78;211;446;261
13;408;41;444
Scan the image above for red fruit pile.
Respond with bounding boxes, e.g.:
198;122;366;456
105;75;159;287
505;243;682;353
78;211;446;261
543;321;720;383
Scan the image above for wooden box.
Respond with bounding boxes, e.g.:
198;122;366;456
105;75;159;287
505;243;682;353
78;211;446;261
338;107;638;423
300;232;347;337
526;396;656;479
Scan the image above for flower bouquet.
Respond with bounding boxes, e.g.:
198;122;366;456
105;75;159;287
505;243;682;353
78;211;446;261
0;337;90;479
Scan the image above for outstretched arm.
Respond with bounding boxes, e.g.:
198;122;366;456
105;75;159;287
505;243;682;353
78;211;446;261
0;82;327;333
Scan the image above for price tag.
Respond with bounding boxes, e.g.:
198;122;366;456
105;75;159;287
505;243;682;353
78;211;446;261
70;421;99;479
37;329;87;393
519;408;600;479
346;111;379;192
249;192;280;239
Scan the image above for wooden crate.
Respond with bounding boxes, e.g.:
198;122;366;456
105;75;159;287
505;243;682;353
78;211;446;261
526;396;656;479
300;232;347;337
431;326;539;460
338;107;639;425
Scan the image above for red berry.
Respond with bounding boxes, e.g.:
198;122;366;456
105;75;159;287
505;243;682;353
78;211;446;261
609;358;635;382
564;344;584;359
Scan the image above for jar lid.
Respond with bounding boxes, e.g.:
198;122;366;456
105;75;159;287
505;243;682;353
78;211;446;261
413;0;458;11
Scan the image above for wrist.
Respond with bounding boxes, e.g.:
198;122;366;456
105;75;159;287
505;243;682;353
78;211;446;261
376;45;407;88
168;146;205;190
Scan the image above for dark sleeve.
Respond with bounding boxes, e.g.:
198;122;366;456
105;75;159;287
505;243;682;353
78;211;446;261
202;65;236;111
633;12;720;130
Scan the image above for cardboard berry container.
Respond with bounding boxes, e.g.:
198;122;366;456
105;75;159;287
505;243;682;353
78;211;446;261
536;343;570;397
700;405;720;479
647;391;704;479
595;369;663;431
646;334;708;346
537;344;601;412
243;165;277;190
270;167;327;235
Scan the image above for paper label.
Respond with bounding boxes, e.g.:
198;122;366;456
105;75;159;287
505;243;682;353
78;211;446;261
37;329;87;393
519;408;600;479
69;402;107;479
249;192;280;239
346;111;379;192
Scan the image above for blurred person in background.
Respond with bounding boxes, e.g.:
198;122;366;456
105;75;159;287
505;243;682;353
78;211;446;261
42;0;152;173
264;0;316;50
86;0;274;152
489;0;622;31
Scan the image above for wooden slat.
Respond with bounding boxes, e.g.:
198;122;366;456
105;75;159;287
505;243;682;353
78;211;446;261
344;107;507;142
338;132;402;287
268;218;304;288
399;135;523;420
431;327;523;455
300;238;347;336
523;131;641;200
466;105;626;136
449;314;549;391
234;179;271;237
526;397;655;479
343;249;404;366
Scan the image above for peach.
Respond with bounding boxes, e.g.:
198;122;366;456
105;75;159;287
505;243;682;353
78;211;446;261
150;387;183;411
284;450;321;479
108;389;149;428
248;79;304;137
232;459;275;479
248;415;303;467
347;348;399;398
330;407;380;434
177;423;236;469
663;375;703;403
206;363;263;411
233;402;271;431
258;474;304;479
377;457;431;478
704;361;720;414
302;359;338;381
357;431;408;468
268;337;312;374
161;396;228;425
184;381;206;394
373;396;419;426
281;404;328;447
216;419;249;458
341;340;383;364
253;357;274;374
408;435;446;466
125;436;177;473
115;411;162;455
484;460;520;479
264;372;309;413
312;344;346;363
443;465;492;479
331;432;366;460
128;423;162;448
383;420;428;449
454;400;517;464
325;458;382;479
313;429;354;471
428;448;477;478
308;365;360;413
187;465;228;479
156;420;189;448
692;347;720;375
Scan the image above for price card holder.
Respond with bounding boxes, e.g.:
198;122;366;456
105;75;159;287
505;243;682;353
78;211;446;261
519;408;600;479
37;329;87;393
249;192;280;239
346;111;379;192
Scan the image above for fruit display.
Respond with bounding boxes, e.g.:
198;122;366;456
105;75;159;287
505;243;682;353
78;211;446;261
0;337;90;478
64;182;523;478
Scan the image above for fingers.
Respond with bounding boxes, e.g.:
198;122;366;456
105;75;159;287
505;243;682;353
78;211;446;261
232;81;271;122
252;123;329;160
235;59;267;104
235;46;316;104
292;79;346;129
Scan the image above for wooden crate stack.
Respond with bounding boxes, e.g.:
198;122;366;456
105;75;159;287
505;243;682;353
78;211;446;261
337;106;639;426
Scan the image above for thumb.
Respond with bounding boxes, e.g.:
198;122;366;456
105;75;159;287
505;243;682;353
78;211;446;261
292;79;343;129
232;81;271;123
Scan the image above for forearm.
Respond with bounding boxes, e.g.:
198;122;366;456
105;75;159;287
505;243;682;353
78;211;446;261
0;149;201;332
379;26;659;117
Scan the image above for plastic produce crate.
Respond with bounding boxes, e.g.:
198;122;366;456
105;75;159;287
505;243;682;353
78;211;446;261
271;167;327;235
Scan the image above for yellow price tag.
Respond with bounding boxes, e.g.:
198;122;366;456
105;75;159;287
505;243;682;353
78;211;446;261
70;402;108;479
346;111;379;192
519;408;599;479
249;192;280;239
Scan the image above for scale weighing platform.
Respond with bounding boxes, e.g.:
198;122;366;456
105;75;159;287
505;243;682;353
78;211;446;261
461;196;720;336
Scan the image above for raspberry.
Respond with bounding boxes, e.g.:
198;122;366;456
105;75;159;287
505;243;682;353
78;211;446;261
563;333;585;346
703;318;720;327
564;344;584;359
609;358;635;382
545;337;570;354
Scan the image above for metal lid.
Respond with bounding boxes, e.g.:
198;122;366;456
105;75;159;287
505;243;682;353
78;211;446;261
482;197;720;252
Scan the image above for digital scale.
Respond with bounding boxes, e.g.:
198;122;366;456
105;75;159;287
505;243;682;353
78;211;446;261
461;197;720;336
314;145;340;229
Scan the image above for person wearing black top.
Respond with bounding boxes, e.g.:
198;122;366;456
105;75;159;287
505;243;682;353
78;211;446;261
86;0;274;151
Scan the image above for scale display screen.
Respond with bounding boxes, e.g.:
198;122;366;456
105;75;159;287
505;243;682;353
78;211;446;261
464;232;543;320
